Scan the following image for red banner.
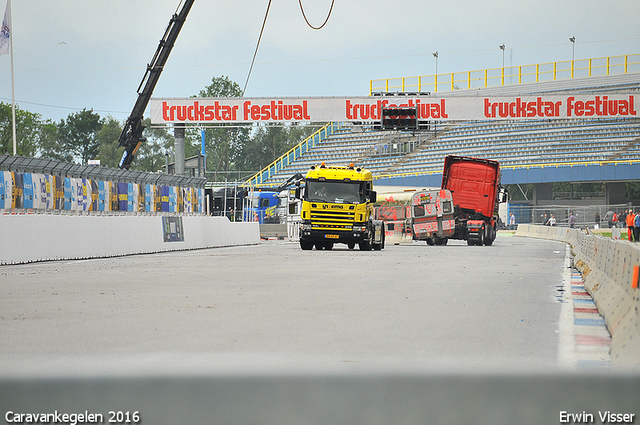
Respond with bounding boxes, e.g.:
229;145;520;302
150;95;638;124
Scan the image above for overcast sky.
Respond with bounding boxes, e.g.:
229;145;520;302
0;0;638;122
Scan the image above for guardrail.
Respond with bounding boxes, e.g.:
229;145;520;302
370;53;640;95
515;224;640;370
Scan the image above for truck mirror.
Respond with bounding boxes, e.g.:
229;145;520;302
294;187;301;199
369;190;377;203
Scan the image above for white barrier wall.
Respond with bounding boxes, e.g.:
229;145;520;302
516;224;640;370
0;214;260;265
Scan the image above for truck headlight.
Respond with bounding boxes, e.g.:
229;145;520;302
301;223;312;231
352;225;367;232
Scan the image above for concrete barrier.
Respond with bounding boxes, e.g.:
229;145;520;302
259;223;288;239
515;224;640;370
0;214;260;265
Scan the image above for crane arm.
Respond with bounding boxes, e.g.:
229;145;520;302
118;0;195;169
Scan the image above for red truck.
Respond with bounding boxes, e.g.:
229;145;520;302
441;155;502;246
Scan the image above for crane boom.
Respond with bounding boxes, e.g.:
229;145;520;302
118;0;195;169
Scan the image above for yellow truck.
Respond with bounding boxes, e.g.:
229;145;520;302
296;163;385;251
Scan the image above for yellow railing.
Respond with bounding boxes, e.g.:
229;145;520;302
370;54;640;95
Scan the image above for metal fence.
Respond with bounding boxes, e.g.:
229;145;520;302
507;203;630;229
0;154;207;188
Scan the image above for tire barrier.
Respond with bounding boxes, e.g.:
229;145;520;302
515;224;640;370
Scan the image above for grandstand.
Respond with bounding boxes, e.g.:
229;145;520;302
246;54;640;194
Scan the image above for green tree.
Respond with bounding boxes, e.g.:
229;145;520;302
37;120;62;160
238;123;317;175
96;117;124;168
626;182;640;201
240;125;291;172
190;76;250;181
0;102;40;157
133;119;175;172
58;108;104;164
96;118;174;172
184;75;320;181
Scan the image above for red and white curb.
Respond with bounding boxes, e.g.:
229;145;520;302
558;245;611;369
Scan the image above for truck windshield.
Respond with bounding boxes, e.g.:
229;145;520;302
306;180;364;204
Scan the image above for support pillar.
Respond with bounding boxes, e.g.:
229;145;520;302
532;183;553;206
174;123;185;176
605;182;626;205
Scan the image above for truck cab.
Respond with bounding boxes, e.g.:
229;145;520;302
243;190;279;224
441;155;502;246
298;163;385;251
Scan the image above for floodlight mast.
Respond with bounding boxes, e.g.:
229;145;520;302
118;0;195;170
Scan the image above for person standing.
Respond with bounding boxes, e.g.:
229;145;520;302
605;210;614;229
509;213;516;231
634;212;640;243
569;212;576;228
627;210;636;242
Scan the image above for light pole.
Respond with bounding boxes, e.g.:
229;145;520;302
499;45;506;85
569;36;575;61
433;51;438;75
569;36;575;78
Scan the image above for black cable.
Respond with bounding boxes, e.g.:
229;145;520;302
299;0;335;30
243;0;272;96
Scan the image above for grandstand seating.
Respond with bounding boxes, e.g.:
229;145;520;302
251;73;640;187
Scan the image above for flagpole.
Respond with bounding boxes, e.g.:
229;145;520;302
8;0;15;155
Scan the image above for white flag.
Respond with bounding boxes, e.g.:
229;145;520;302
0;0;10;56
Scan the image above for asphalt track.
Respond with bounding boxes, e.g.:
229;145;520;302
0;233;572;375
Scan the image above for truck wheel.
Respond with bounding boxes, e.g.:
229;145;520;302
300;241;313;250
373;233;385;250
484;224;495;246
315;243;324;250
359;241;372;251
426;237;435;246
435;237;448;245
347;242;355;250
325;242;334;250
